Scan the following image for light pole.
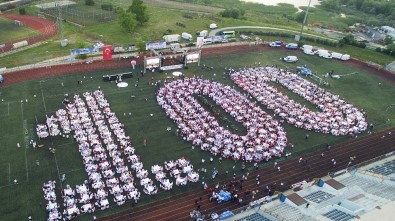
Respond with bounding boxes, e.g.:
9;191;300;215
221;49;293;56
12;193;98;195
297;0;312;42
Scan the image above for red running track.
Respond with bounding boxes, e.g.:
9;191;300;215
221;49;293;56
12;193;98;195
0;14;57;53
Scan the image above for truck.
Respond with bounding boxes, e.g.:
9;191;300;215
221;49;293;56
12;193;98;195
196;30;208;37
181;32;193;41
285;43;298;49
163;34;181;43
269;41;283;47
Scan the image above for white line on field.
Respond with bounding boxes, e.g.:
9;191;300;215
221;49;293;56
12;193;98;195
24;149;29;182
54;154;62;190
8;163;11;185
39;80;47;112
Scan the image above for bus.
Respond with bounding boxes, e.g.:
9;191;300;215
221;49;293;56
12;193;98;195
221;31;236;39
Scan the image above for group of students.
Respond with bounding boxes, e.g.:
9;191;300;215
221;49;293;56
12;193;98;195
39;90;142;220
229;66;368;136
157;78;287;163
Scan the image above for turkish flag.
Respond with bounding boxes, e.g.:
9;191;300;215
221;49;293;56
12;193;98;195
102;45;112;60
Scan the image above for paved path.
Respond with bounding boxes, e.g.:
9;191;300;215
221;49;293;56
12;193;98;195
209;26;337;41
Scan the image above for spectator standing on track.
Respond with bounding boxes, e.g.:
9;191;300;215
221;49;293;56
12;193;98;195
277;166;281;172
299;157;303;163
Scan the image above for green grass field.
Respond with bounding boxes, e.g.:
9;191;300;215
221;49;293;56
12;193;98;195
1;49;395;220
0;17;40;43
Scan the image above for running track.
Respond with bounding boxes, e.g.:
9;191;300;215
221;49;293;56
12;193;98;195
0;14;56;53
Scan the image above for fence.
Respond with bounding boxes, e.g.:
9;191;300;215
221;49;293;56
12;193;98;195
39;5;116;26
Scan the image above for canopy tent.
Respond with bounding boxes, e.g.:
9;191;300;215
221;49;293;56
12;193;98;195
298;66;312;75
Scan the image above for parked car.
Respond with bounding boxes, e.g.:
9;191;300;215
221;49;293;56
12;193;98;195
269;41;283;47
283;56;298;63
240;34;251;40
285;43;298;49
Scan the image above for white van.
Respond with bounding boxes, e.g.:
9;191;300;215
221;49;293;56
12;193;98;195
283;56;298;63
300;45;313;51
181;32;193;41
341;54;350;61
304;49;315;55
331;52;343;60
196;30;208;37
318;50;332;59
209;23;217;29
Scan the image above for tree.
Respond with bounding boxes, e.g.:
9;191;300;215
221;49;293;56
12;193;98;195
295;11;306;23
384;35;393;45
136;40;146;53
220;8;242;19
321;0;340;11
85;0;94;6
127;0;149;25
118;8;137;33
19;7;26;15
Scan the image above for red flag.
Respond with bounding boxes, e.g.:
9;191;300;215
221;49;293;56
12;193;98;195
102;45;112;60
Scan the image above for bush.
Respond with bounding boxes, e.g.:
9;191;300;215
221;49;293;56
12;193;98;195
220;8;244;19
76;54;87;60
101;3;113;11
19;7;26;15
85;0;94;6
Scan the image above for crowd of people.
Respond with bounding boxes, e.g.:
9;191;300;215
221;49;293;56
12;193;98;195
229;66;368;136
38;90;142;220
43;181;62;221
38;89;203;220
157;78;287;162
36;64;369;220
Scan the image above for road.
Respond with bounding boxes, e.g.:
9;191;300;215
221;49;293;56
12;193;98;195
209;26;337;41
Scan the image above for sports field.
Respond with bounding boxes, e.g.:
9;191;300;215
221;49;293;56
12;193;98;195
1;49;395;220
0;16;40;43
